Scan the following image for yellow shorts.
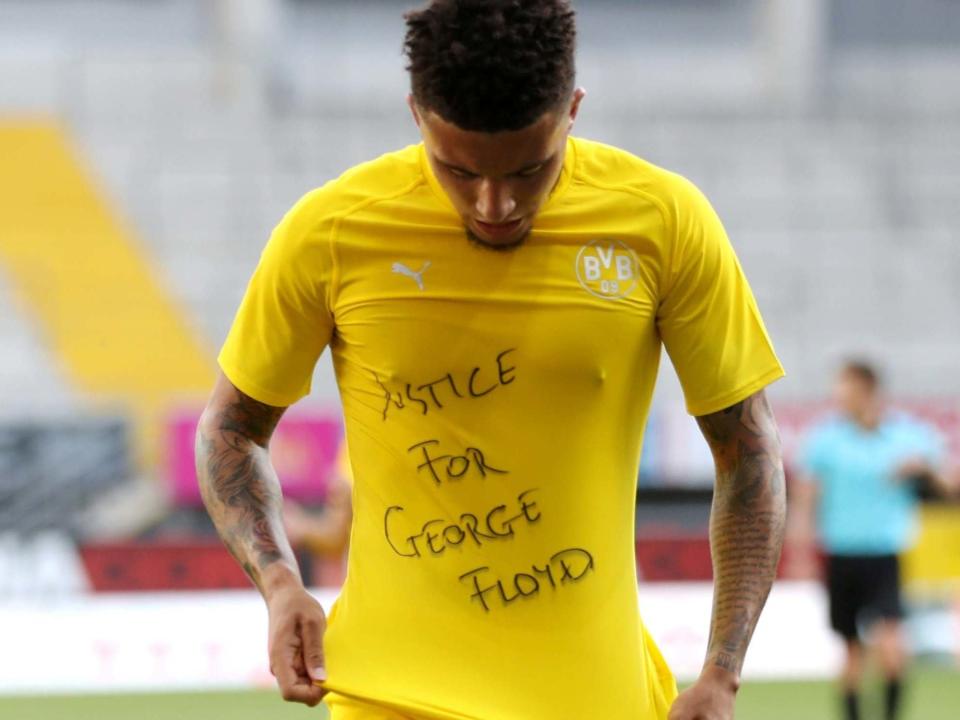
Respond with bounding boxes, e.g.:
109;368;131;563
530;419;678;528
325;692;421;720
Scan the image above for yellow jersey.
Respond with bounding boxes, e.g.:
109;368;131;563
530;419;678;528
219;137;784;719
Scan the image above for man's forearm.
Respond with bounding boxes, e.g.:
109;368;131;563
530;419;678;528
919;466;956;499
196;392;300;596
697;391;787;680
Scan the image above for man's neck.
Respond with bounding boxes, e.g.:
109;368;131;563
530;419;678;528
850;403;883;431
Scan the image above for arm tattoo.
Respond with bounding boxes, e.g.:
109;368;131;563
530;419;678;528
696;390;786;678
196;390;294;593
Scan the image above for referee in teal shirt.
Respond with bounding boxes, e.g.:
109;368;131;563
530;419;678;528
790;361;953;720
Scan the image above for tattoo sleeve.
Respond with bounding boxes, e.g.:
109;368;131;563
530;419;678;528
695;389;786;678
195;388;297;594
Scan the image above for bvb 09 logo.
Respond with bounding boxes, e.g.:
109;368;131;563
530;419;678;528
575;239;639;300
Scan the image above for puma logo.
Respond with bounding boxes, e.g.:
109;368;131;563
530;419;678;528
392;261;432;291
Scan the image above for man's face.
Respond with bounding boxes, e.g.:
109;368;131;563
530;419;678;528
834;371;875;417
411;90;584;251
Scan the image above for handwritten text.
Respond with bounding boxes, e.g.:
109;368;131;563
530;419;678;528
384;489;540;558
375;349;517;421
458;547;596;612
408;440;508;485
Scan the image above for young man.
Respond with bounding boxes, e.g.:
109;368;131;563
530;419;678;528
791;361;951;720
197;2;786;718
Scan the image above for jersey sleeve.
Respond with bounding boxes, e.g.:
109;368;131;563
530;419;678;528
218;189;336;407
657;175;785;416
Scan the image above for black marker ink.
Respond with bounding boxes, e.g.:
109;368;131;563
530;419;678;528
496;348;517;385
374;349;518;421
408;440;449;485
383;505;419;558
514;573;540;598
374;372;406;422
551;548;595;583
417;378;447;409
443;524;466;547
459;567;495;612
460;513;499;546
458;546;596;612
484;505;514;539
517;489;542;523
443;373;464;398
466;447;508;477
531;563;557;589
409;440;509;485
467;366;497;398
422;519;446;556
405;383;429;415
496;578;522;605
447;455;470;479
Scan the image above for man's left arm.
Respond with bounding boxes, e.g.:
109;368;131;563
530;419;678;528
897;455;957;499
668;389;786;720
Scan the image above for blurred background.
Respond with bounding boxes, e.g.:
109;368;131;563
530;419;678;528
0;1;958;718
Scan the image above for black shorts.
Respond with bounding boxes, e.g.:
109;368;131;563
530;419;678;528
826;554;904;640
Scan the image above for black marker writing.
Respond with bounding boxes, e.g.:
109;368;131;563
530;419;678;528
376;349;517;421
494;348;516;386
418;373;463;409
407;440;508;485
458;547;596;612
383;489;541;558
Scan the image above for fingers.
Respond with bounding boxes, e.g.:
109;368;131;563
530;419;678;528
270;624;326;707
667;688;731;720
272;653;325;706
300;615;327;684
667;691;685;720
278;676;325;706
266;589;329;706
666;690;702;720
667;699;688;720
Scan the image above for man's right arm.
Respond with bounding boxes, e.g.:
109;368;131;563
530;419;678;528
196;371;327;706
196;372;293;591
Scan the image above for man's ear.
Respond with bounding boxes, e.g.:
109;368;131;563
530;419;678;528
407;94;423;128
567;87;587;129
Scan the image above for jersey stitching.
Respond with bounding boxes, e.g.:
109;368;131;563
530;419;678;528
325;175;429;313
566;171;675;304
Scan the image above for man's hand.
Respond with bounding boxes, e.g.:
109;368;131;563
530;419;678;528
896;456;933;482
896;456;956;497
266;581;328;706
668;669;738;720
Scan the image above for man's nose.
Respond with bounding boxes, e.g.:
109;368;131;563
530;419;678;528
475;180;517;223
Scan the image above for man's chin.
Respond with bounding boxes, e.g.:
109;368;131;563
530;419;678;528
465;227;530;253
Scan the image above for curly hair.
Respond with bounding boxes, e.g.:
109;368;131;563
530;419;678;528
404;0;577;132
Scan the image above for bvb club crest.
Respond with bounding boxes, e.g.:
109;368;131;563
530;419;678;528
575;239;639;300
